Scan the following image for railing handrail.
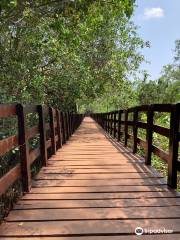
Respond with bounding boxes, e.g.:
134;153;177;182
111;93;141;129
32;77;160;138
91;103;180;189
0;104;84;196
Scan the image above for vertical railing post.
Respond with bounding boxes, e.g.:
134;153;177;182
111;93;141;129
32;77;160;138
102;113;104;128
101;113;103;128
65;112;70;140
38;105;48;166
16;104;31;192
117;110;121;142
124;110;128;147
71;114;74;133
107;114;109;133
56;109;62;149
113;112;116;138
69;113;72;135
74;113;77;131
145;105;154;165
133;108;138;154
61;112;66;144
104;113;108;132
168;103;179;188
101;113;102;128
49;107;56;155
110;112;113;135
67;112;71;137
109;113;111;134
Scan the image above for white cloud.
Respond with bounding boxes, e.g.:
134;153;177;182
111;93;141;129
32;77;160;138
143;7;164;19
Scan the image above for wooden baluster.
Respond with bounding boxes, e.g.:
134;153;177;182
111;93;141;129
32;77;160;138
56;109;62;149
16;104;31;192
103;113;105;129
168;103;179;188
101;114;103;128
101;114;102;128
110;112;113;135
61;112;66;144
124;110;128;147
71;114;74;133
113;112;116;138
133;108;138;154
145;105;154;165
100;113;102;128
117;110;122;142
106;114;107;132
108;113;110;134
38;105;48;166
105;114;108;131
74;114;77;131
69;113;72;135
67;112;70;137
107;114;109;133
49;107;56;155
65;112;69;140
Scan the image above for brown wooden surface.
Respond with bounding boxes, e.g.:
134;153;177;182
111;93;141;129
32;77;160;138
0;117;179;239
0;135;18;157
38;105;48;166
1;237;180;240
29;147;41;165
94;104;180;190
0;104;16;118
0;164;21;195
27;126;39;139
16;103;31;192
49;107;56;155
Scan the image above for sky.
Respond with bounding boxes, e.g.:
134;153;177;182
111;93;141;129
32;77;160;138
132;0;180;80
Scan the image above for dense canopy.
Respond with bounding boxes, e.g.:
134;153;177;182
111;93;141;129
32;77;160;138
0;0;144;111
0;1;179;112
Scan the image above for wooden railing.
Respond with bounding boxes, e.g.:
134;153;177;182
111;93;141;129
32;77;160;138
0;104;83;196
91;103;180;189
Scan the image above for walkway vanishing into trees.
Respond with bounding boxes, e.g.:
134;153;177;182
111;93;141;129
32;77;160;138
0;113;180;239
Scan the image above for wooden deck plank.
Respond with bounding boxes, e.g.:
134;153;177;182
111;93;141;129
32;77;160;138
0;117;179;238
0;219;179;236
32;179;165;186
14;197;180;209
21;191;180;200
39;167;158;173
1;236;180;240
42;165;155;170
29;185;169;193
34;173;162;179
6;206;180;221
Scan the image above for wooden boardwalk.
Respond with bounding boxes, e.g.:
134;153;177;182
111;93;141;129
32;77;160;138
0;117;180;239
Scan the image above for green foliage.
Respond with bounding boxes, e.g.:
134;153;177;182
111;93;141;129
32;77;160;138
136;40;180;105
0;0;145;111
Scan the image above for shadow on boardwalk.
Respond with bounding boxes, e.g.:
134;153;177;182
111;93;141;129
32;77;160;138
0;117;180;239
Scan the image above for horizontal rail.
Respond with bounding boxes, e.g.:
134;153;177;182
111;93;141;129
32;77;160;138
137;137;147;150
152;145;169;163
137;121;147;129
0;163;21;196
0;104;17;118
27;126;39;139
46;139;51;149
152;104;173;112
0;135;18;156
152;125;170;137
29;147;41;164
